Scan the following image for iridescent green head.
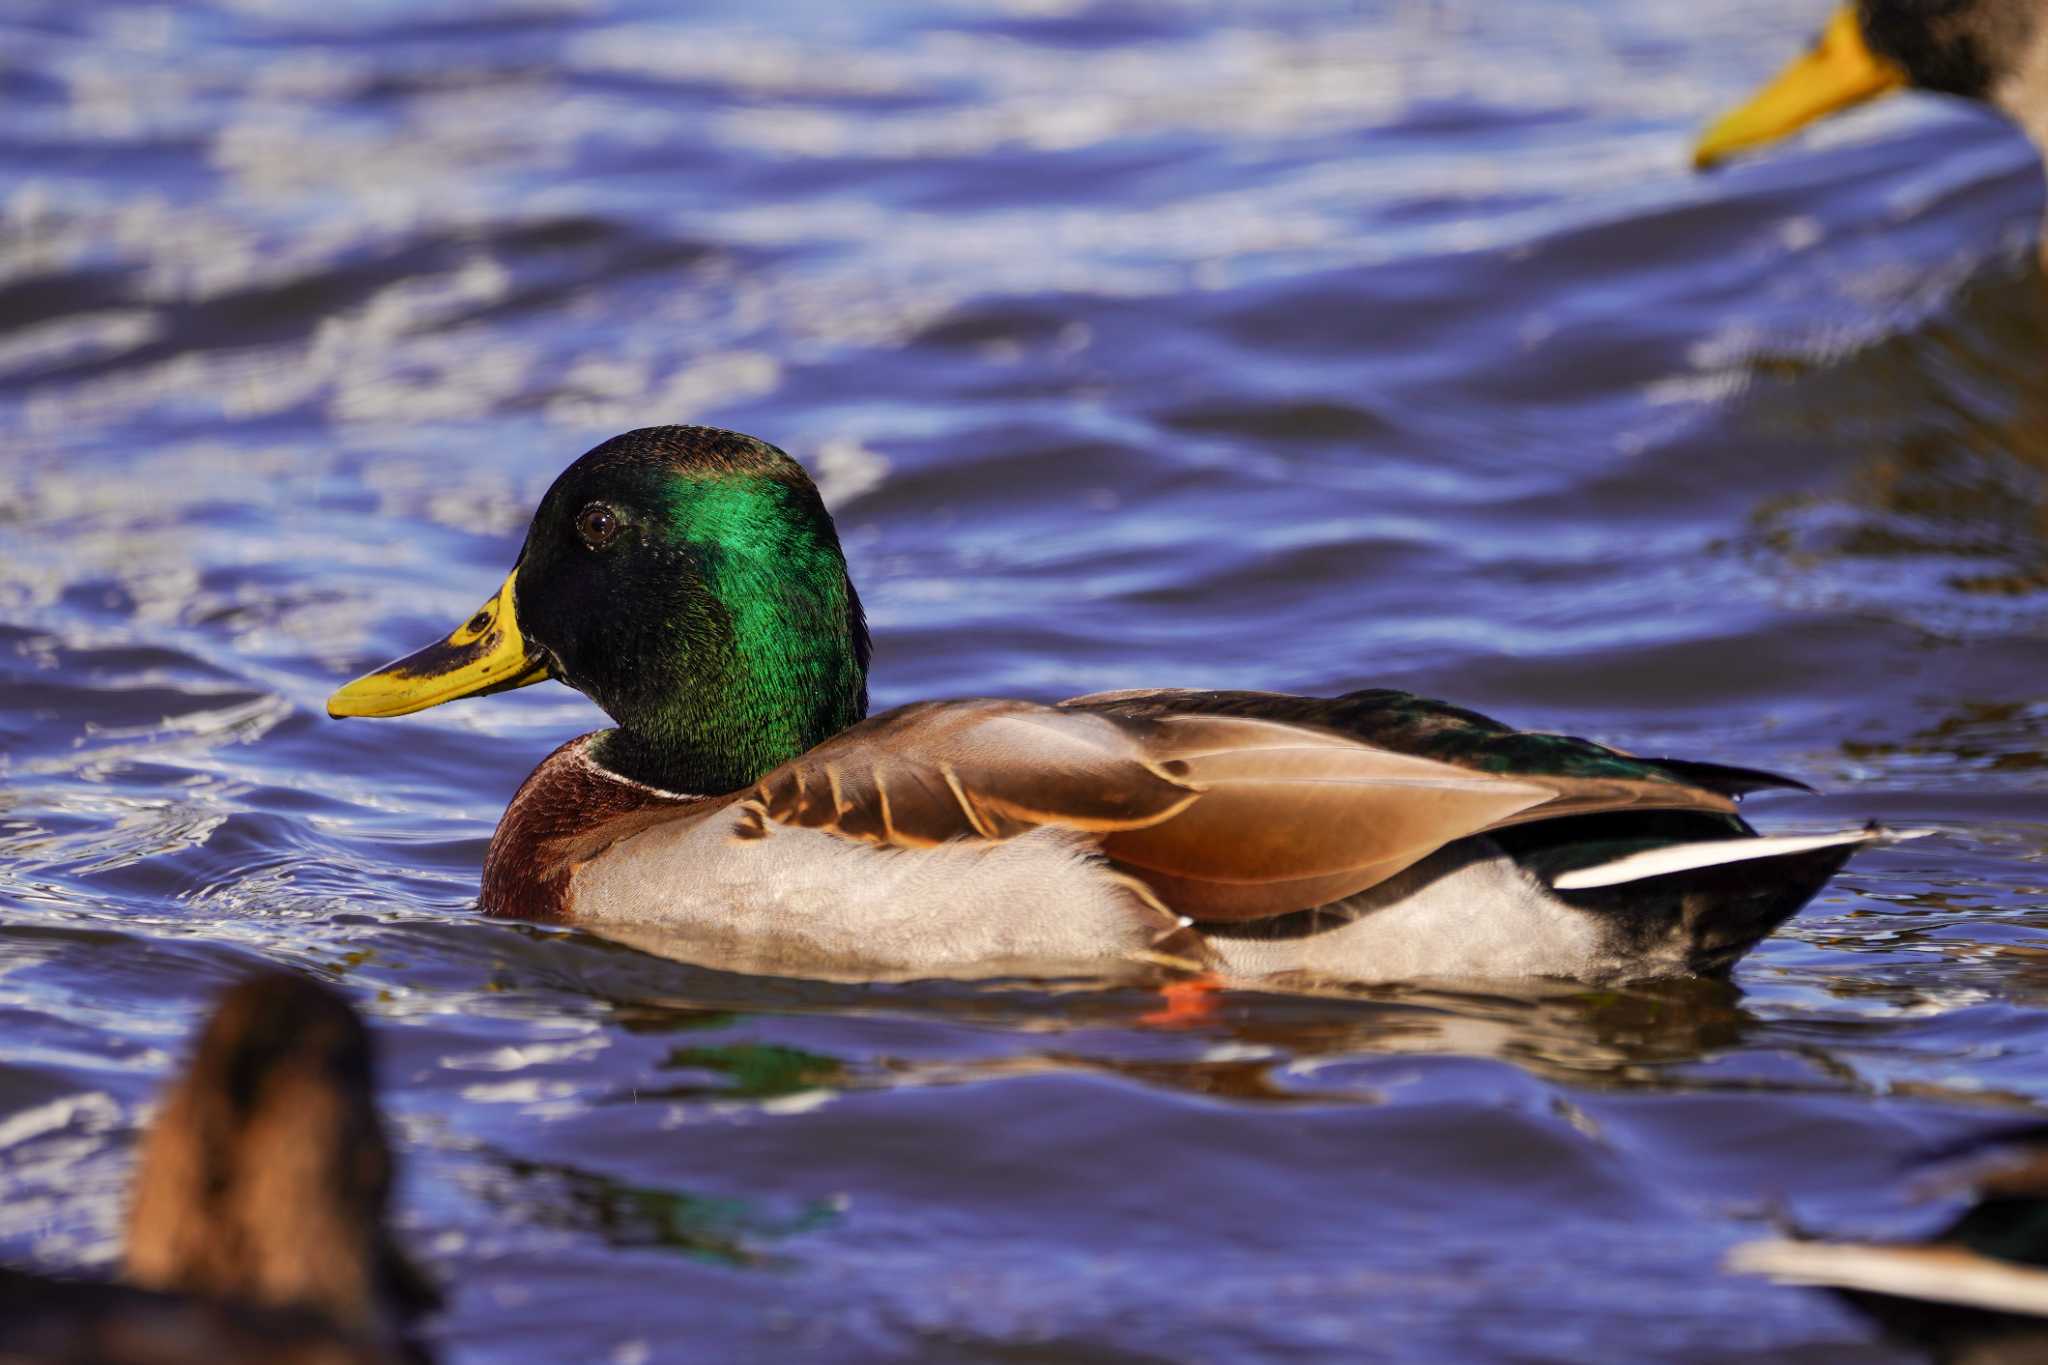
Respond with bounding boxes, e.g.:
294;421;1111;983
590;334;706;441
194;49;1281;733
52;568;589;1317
329;426;872;794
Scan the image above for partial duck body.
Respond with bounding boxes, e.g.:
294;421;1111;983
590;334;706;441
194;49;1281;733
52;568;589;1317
329;426;1901;987
1734;1126;2048;1365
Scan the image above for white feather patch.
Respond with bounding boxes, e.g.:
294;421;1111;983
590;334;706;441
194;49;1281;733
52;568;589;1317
1550;828;1926;892
1729;1238;2048;1317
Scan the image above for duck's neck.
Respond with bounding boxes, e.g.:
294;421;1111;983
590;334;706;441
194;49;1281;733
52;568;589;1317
1992;10;2048;161
591;508;870;795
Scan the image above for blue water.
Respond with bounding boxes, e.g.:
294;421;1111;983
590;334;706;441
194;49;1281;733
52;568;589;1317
7;0;2048;1358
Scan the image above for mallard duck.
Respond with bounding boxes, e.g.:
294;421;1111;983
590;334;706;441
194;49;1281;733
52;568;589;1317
0;972;435;1365
327;425;1899;985
1694;1;2048;170
1732;1127;2048;1364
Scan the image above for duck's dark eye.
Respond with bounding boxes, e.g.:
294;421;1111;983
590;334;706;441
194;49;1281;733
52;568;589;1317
576;502;621;550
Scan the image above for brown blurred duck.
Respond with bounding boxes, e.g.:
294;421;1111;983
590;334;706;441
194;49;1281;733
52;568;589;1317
325;424;1903;986
0;972;436;1365
1696;1;2048;170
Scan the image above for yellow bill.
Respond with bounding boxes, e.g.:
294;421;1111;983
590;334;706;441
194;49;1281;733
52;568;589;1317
327;571;551;719
1694;6;1908;170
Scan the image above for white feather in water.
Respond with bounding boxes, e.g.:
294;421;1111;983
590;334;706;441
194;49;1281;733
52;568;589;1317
1730;1238;2048;1318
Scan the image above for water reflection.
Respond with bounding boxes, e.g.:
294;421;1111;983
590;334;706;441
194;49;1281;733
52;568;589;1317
458;1139;839;1267
552;955;1946;1104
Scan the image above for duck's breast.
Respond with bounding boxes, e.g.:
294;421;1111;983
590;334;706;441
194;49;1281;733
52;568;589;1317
566;809;1165;980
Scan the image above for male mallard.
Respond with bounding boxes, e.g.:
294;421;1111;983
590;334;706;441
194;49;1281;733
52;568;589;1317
1733;1128;2048;1362
1694;1;2048;170
0;972;435;1365
328;426;1896;985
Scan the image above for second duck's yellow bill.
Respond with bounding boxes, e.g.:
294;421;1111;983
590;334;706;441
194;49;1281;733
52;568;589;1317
327;571;551;718
1694;6;1908;170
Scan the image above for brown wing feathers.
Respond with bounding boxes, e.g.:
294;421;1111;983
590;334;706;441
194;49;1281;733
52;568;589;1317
745;699;1753;925
747;697;1750;920
750;702;1203;848
1098;714;1554;919
747;699;1630;920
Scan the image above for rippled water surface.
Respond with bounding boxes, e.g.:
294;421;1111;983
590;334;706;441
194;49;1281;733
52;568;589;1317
8;1;2048;1359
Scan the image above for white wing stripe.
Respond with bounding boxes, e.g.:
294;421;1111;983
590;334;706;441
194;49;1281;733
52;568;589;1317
1551;828;1929;891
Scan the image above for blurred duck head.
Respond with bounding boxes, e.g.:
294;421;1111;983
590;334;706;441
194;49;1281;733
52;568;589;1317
1695;1;2048;170
123;971;436;1343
